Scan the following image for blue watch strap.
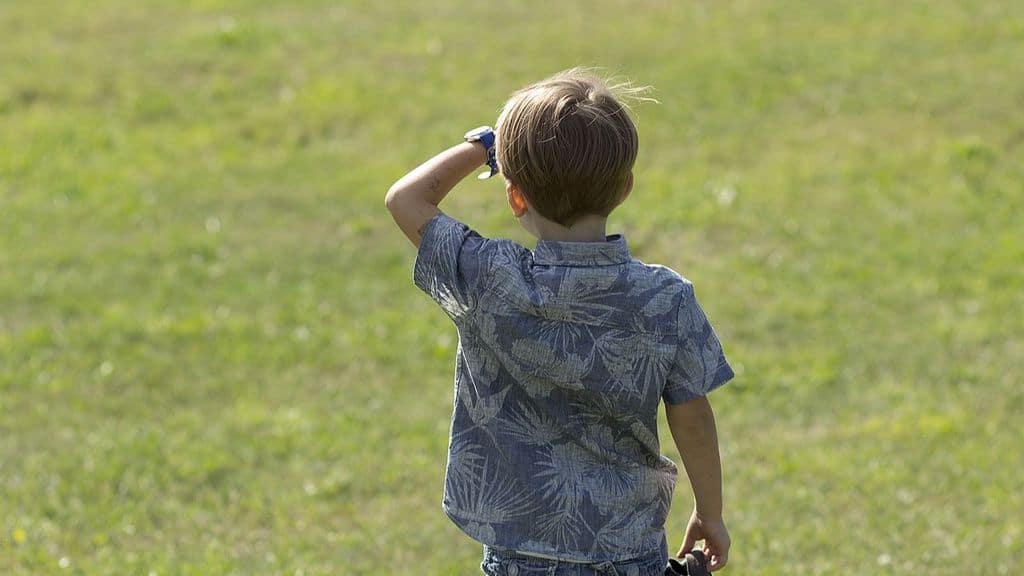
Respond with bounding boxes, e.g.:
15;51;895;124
465;126;499;179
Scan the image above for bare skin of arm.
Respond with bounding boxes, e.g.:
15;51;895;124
666;395;731;571
385;142;487;247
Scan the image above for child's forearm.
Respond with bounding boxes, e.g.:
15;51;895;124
666;396;724;520
385;142;488;246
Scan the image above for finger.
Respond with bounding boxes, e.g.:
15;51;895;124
680;532;697;557
708;550;728;572
704;535;728;567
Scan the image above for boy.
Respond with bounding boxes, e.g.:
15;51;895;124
385;69;733;575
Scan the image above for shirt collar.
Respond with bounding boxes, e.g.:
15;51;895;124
532;234;631;267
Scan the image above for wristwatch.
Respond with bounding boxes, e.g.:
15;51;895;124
464;125;499;180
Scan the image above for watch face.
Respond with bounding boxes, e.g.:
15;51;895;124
464;126;492;140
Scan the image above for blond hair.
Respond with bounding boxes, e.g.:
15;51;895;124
496;68;649;226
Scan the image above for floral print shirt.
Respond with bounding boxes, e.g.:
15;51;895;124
413;212;733;563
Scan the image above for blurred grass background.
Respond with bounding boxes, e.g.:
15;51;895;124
1;0;1022;574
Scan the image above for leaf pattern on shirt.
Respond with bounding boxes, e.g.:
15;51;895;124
414;217;472;319
545;268;623;326
594;329;672;401
459;382;510;427
627;421;661;459
536;442;590;511
640;289;679;318
447;437;487;489
576;427;638;516
506;339;590;395
463;330;502;385
494;400;564;447
591;499;664;556
448;443;537;526
534;507;586;552
672;288;727;394
412;213;732;562
535;316;587;352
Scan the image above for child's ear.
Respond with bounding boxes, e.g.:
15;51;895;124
506;180;528;217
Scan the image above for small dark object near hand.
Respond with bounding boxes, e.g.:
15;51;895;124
665;549;708;576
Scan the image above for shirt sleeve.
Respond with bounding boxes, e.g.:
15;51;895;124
662;283;735;405
413;212;492;323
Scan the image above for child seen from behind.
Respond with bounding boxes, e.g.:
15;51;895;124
386;68;734;575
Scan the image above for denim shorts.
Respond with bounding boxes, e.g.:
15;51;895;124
481;545;668;576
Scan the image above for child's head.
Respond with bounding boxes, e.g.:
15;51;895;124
496;68;644;230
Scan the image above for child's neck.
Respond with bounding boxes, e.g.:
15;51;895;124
531;213;608;243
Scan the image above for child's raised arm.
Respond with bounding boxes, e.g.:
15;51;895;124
385;142;489;247
666;395;731;571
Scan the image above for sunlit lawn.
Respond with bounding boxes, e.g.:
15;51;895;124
1;1;1022;574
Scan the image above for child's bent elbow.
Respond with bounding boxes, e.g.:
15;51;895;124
384;185;402;211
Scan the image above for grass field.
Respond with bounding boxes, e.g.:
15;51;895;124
1;1;1022;574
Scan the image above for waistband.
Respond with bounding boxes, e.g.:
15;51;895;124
487;546;587;564
484;545;662;566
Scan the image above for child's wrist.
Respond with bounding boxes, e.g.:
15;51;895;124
465;140;489;162
463;126;498;179
694;504;723;522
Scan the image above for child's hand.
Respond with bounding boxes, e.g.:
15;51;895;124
679;510;730;571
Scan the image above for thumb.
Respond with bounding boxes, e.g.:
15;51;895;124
679;528;698;558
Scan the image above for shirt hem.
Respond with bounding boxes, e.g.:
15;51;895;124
663;358;735;404
442;502;668;564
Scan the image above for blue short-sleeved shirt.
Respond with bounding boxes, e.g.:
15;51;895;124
413;212;733;563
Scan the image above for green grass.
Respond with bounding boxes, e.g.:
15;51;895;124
1;0;1022;574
